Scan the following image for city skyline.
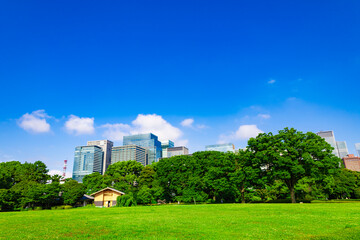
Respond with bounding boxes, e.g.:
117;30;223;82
0;1;360;176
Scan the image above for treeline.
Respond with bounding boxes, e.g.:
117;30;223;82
83;128;360;204
1;128;360;211
0;161;85;211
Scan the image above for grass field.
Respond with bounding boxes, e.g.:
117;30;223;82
1;203;360;239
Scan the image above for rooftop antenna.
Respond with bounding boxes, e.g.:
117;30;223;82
62;160;68;181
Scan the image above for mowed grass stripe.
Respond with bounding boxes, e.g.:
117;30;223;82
1;203;360;239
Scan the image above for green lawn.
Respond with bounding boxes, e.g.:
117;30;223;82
1;203;360;239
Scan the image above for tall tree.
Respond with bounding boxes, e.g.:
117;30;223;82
82;172;106;194
62;180;85;206
197;151;236;202
156;154;206;202
229;150;259;203
105;160;144;193
247;127;340;203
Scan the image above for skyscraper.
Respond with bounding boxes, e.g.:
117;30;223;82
336;141;349;159
123;133;162;165
316;131;340;158
87;140;113;174
355;143;360;157
161;140;174;158
72;145;103;183
111;145;148;166
205;143;235;153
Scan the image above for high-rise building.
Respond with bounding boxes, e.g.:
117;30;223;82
72;145;103;183
87;140;113;174
343;154;360;172
316;131;340;158
111;145;147;166
123;133;162;165
161;140;174;158
167;146;189;157
355;143;360;157
205;143;235;153
336;141;349;159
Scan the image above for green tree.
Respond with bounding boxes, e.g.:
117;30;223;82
15;161;49;184
229;150;259;203
156;154;206;202
327;169;359;199
116;193;137;207
136;186;153;205
197;151;237;202
82;172;106;194
0;161;22;189
105;161;144;193
62;180;85;206
0;189;17;211
247;127;340;203
139;164;164;201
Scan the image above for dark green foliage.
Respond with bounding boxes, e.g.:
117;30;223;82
156;151;238;203
82;172;107;195
116;193;137;207
247;128;341;203
324;169;360;199
105;160;144;193
62;180;85;206
136;186;153;204
0;189;17;211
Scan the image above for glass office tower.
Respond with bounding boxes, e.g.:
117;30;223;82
111;145;147;166
87;140;113;174
336;141;349;159
205;143;235;153
161;140;174;158
123;133;162;165
72;145;103;183
316;131;340;158
355;143;360;157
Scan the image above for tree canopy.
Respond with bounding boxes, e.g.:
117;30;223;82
247;127;341;203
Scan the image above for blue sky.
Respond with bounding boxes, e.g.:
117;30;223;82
1;1;359;175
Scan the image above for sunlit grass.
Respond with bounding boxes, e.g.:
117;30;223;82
1;203;360;239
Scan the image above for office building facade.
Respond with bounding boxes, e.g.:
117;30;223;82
336;141;349;159
111;145;147;166
205;143;235;153
316;131;340;158
355;143;360;157
123;133;162;165
72;145;103;183
87;140;113;174
167;146;189;157
161;140;174;158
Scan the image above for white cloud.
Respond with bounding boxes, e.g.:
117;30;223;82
235;125;263;139
268;79;276;84
101;123;131;141
218;124;263;144
18;109;51;133
101;114;188;145
181;118;194;127
258;114;271;119
65;115;94;135
131;114;183;142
